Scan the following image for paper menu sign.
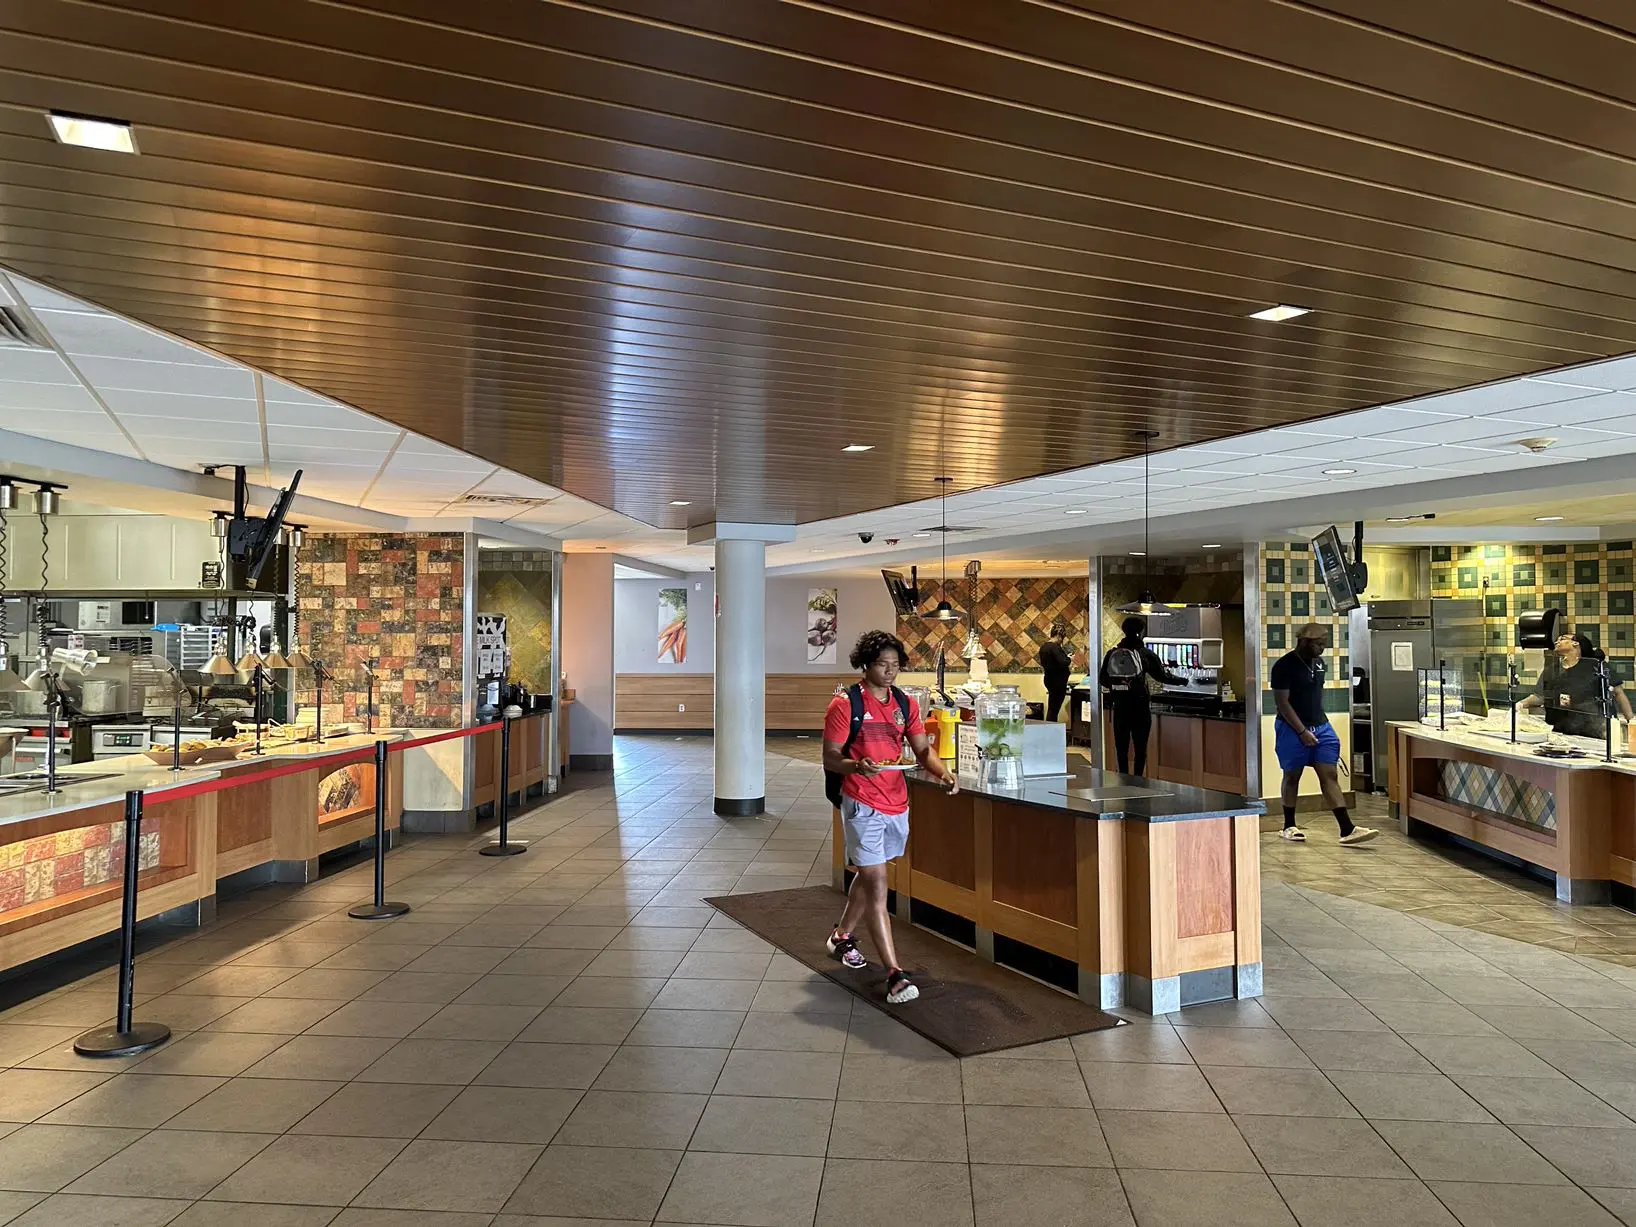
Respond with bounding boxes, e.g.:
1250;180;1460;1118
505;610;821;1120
1391;642;1415;672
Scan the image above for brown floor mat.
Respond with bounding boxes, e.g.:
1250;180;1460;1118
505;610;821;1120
706;885;1122;1057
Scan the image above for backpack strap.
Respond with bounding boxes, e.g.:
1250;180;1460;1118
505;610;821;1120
840;683;866;758
891;685;913;729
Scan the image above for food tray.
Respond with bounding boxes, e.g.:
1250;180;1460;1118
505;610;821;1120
143;743;243;767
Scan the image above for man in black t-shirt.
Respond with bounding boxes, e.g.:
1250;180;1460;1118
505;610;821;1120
1270;623;1377;847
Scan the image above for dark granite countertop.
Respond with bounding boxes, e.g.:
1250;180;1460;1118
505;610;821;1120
1067;688;1247;725
908;763;1263;823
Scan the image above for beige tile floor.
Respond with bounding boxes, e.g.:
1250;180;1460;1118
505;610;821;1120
5;737;1636;1225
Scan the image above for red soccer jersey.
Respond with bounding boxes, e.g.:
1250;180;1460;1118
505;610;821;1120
823;687;925;816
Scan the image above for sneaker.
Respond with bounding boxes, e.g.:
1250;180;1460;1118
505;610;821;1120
885;969;919;1005
1339;827;1380;846
827;930;867;970
1279;826;1307;842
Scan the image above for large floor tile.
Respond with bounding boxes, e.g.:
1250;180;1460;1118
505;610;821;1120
203;1134;407;1205
352;1139;542;1213
1271;1175;1458;1227
0;1125;147;1193
1176;1026;1315;1069
3;1192;192;1227
501;1144;681;1219
0;1070;114;1123
970;1163;1133;1227
827;1100;966;1162
1428;1180;1624;1227
594;1044;729;1094
1203;1066;1357;1118
657;1151;824;1227
1326;1070;1494;1123
815;1158;973;1227
1374;1120;1568;1185
961;1057;1089;1107
475;1042;617;1089
161;1078;341;1133
1512;1125;1636;1187
1082;1062;1221;1112
689;1095;834;1157
65;1129;275;1199
419;1084;580;1144
1456;1075;1633;1127
554;1089;705;1148
40;1075;223;1129
1235;1113;1411;1178
289;1081;461;1138
1118;1169;1297;1227
963;1104;1111;1168
1097;1109;1258;1172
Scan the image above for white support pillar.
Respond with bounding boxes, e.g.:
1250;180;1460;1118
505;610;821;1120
688;520;796;818
714;537;766;816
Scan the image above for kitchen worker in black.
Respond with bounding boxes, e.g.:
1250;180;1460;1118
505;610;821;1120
1100;616;1182;776
1518;633;1633;738
1040;620;1073;722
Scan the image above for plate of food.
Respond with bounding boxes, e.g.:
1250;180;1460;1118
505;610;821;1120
143;740;243;766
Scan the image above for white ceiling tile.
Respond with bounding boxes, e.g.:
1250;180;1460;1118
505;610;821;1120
1392;380;1600;417
1454;424;1636;453
75;356;255;398
0;350;80;384
1373;415;1562;446
1523;357;1636;392
263;400;399;432
266;433;397;459
11;277;93;313
262;377;337;406
101;388;259;420
1334;406;1475;436
121;414;262;440
0;404;106;434
0;379;104;413
37;310;233;368
1477;392;1636;430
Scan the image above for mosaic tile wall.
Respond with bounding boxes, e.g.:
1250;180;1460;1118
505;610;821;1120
1259;542;1353;716
0;823;161;912
297;533;466;727
896;577;1087;672
1429;541;1636;684
478;550;554;695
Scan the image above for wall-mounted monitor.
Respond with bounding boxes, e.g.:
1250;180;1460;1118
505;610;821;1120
881;569;920;617
1310;525;1362;614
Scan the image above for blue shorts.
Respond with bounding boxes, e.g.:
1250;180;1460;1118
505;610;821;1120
1275;721;1340;772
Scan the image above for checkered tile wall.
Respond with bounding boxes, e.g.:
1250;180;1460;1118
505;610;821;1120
896;577;1087;672
1259;542;1352;715
1428;542;1636;685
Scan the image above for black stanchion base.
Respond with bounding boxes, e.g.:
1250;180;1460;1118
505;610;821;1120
480;841;528;857
348;901;412;920
73;1021;171;1058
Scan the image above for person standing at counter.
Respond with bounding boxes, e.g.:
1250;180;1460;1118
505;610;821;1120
1040;620;1073;722
822;629;958;1005
1272;623;1377;846
1100;616;1182;776
1517;633;1633;738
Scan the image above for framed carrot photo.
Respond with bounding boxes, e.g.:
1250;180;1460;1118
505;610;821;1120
657;587;688;664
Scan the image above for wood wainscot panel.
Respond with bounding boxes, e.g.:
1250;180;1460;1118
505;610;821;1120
270;768;322;865
1154;716;1197;783
217;778;273;856
1233;813;1262;971
1175;819;1234;939
1201;721;1248;793
473;728;499;809
907;784;977;891
616;674;714;730
766;674;857;731
988;799;1077;925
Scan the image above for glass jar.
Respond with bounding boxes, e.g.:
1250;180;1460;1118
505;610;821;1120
975;684;1025;787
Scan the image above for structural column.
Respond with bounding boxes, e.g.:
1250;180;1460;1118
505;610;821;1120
688;520;795;818
714;537;766;815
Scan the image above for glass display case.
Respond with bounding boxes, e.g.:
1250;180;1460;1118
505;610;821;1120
976;685;1025;787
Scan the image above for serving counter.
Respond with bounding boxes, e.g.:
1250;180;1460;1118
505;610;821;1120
832;766;1265;1014
0;724;504;974
1389;722;1636;905
1101;703;1248;794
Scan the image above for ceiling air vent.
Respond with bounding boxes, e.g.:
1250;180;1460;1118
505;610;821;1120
918;524;988;534
454;493;555;509
0;307;50;350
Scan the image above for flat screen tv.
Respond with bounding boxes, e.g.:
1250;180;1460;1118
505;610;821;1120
881;569;920;617
1310;525;1361;614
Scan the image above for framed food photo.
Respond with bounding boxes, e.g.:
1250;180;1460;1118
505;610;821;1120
658;587;688;664
807;588;839;664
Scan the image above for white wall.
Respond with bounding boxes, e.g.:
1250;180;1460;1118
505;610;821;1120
614;573;897;675
562;553;615;759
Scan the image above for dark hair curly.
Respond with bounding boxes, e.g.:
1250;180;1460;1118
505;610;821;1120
851;629;910;671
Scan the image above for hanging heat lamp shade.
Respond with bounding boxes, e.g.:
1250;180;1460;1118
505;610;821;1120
930;599;961;621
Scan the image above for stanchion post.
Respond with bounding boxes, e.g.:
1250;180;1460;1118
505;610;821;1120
74;790;171;1057
481;716;527;856
350;740;411;919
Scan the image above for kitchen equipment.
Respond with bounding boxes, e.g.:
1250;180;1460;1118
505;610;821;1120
91;724;151;760
5;690;47;716
78;677;124;715
1361;598;1483;789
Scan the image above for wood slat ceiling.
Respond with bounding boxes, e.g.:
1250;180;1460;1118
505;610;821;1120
2;0;1636;527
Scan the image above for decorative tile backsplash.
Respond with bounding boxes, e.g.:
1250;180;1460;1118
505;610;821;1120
478;551;553;695
1429;541;1636;683
897;577;1087;672
0;822;161;913
1259;542;1352;714
298;533;467;727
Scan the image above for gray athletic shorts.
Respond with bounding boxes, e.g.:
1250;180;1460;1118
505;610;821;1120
841;796;909;868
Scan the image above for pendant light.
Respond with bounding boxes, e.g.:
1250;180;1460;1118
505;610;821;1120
924;477;963;622
1120;430;1171;619
204;631;239;677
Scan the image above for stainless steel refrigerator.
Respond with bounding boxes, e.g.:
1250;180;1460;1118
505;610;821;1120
1354;598;1483;790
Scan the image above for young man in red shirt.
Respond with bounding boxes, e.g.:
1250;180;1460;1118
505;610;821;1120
822;630;958;1004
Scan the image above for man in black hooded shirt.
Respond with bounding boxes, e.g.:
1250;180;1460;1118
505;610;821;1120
1099;616;1181;776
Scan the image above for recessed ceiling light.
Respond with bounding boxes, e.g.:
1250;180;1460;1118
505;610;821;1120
1129;550;1146;557
1248;304;1310;322
1064;508;1089;516
1385;513;1436;524
841;443;873;453
48;111;137;154
1322;468;1357;476
669;499;691;507
1535;515;1564;522
913;532;932;538
1202;543;1223;550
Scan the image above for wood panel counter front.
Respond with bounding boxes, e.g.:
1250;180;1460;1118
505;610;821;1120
831;767;1265;1014
0;725;497;975
1388;723;1636;905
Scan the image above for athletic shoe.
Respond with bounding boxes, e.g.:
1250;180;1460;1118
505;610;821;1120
885;969;919;1004
827;930;867;970
1279;826;1307;842
1339;827;1380;846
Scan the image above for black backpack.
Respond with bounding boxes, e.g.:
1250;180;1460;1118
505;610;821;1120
824;682;913;807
